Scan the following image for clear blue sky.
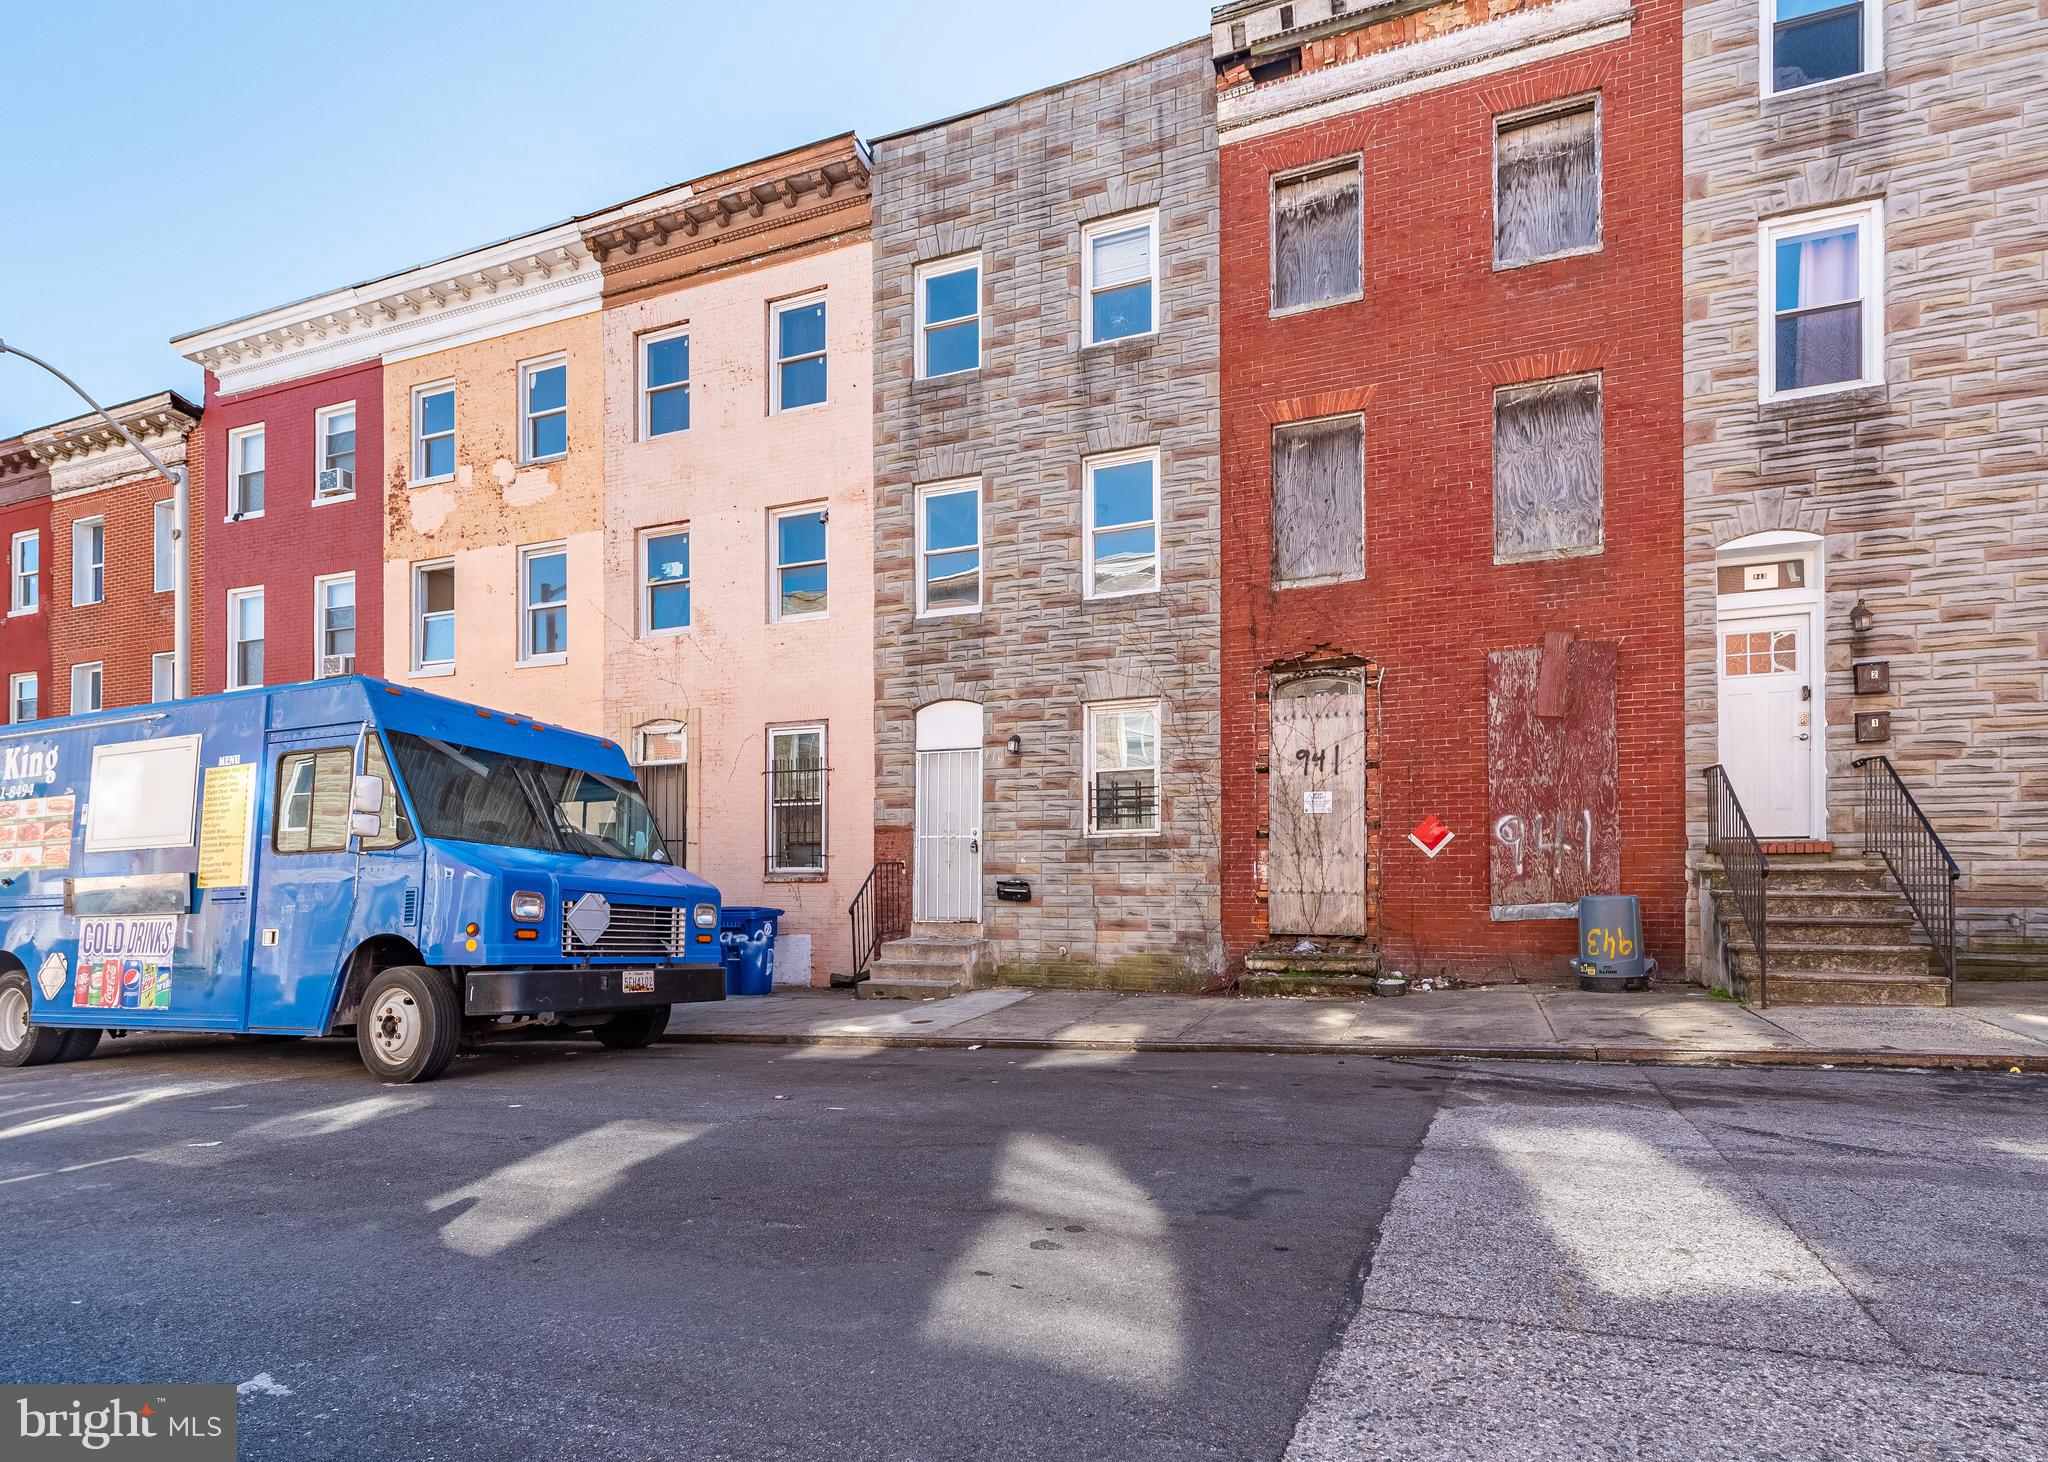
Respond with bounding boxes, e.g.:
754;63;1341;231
0;0;1202;435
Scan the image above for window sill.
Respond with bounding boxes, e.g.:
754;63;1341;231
640;427;691;443
1275;572;1366;591
1080;331;1159;356
1270;293;1363;319
1762;68;1886;109
409;476;456;490
1084;829;1164;843
224;512;265;524
765;870;829;884
516;654;568;669
771;398;829;418
772;613;829;626
311;494;357;508
1082;586;1162;604
518;453;568;468
1760;381;1888;418
6;607;39;619
1494;544;1604;567
641;625;694;640
410;665;457;679
1494;242;1603;273
913;367;982;389
915;605;982;621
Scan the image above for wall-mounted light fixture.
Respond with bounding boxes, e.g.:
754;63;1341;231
1005;734;1022;756
1849;598;1875;635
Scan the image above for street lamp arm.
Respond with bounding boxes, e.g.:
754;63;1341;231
0;339;187;489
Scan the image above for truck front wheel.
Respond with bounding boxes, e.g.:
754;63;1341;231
592;1005;671;1050
0;971;69;1068
356;967;460;1083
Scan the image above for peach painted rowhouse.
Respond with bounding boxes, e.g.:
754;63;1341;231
583;136;876;984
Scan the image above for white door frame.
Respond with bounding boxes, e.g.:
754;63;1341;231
1715;532;1827;840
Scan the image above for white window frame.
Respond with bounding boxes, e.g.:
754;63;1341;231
314;401;358;503
70;662;103;716
9;530;37;615
153;499;176;594
636;721;686;766
226;424;265;520
915;479;982;618
1083;699;1163;838
518;355;569;465
313;571;356;676
639;325;691;439
226;587;264;691
412;381;457;485
413;559;456;676
914;254;983;379
71;517;104;606
766;723;828;875
769;504;829;624
151;653;176;704
9;672;36;723
1758;200;1885;402
1270;156;1366;315
1759;0;1883;99
518;542;569;666
770;293;829;414
1081;448;1162;601
1081;210;1161;347
639;525;692;638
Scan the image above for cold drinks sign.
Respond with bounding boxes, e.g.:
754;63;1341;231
71;915;177;1011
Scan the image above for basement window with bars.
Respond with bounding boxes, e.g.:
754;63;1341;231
1272;161;1362;312
1085;701;1160;836
1272;415;1365;586
1492;374;1604;563
1495;101;1601;269
767;725;826;873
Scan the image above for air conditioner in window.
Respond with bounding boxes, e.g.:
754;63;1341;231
317;468;355;497
320;654;356;678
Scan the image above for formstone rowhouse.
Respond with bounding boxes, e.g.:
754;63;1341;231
1210;0;1687;982
867;42;1226;990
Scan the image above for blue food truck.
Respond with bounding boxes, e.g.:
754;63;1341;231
0;677;723;1082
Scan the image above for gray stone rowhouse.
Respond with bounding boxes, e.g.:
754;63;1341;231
869;41;1225;988
1684;0;2048;976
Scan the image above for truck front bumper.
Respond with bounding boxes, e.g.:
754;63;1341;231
462;963;725;1017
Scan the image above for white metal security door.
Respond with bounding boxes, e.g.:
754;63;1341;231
915;748;981;921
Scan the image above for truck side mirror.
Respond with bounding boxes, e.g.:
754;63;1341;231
351;775;385;815
349;812;383;840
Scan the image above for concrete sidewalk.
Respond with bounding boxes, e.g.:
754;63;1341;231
665;982;2048;1072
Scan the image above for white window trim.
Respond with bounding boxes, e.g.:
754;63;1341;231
770;293;829;415
152;499;176;595
766;723;828;875
1083;698;1164;839
71;517;105;607
915;479;982;618
313;571;356;676
411;381;457;486
638;325;691;440
150;653;176;704
517;542;569;666
1270;155;1366;315
9;529;37;615
518;355;569;465
635;720;687;766
1759;0;1883;100
1081;447;1163;601
638;525;692;639
1490;96;1603;272
313;401;358;504
226;424;266;521
70;662;103;716
769;504;829;624
1081;209;1161;347
412;558;456;677
1758;199;1886;403
914;255;983;379
9;672;37;723
226;586;265;691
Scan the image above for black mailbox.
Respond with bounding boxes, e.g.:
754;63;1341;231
1855;711;1892;744
1854;661;1891;695
995;878;1032;903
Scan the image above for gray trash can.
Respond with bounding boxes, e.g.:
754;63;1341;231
1572;895;1657;992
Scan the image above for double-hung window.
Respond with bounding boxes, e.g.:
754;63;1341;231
1761;202;1884;399
1767;0;1879;95
772;296;827;412
1272;161;1363;311
227;588;264;689
916;481;981;616
520;357;568;462
228;426;265;517
72;518;104;606
642;528;691;634
413;384;456;482
519;545;568;662
414;561;455;672
1085;701;1161;836
70;662;103;716
10;531;37;613
641;328;691;437
767;725;826;873
1494;101;1601;268
1082;213;1158;345
154;500;176;594
771;506;827;621
9;673;36;723
1083;450;1160;598
151;653;175;704
316;403;357;500
315;573;356;675
916;257;981;378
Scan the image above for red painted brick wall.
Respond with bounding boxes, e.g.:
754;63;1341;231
199;360;383;693
0;492;53;708
1217;7;1686;979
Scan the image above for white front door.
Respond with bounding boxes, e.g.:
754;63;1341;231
1717;613;1815;838
915;749;981;921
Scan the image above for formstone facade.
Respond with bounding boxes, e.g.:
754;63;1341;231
1683;0;2048;975
870;42;1225;988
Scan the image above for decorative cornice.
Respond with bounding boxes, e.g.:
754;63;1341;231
581;154;869;267
25;391;200;497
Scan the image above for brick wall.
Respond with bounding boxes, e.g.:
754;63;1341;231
0;445;53;713
51;470;183;711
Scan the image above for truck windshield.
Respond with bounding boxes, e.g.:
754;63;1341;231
386;732;669;863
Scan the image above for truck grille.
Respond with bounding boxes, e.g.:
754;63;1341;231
560;899;684;960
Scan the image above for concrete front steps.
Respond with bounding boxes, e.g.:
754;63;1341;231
1716;853;1951;1008
854;925;985;1000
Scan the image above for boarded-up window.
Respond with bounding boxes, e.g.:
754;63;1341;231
1273;162;1363;311
1273;415;1365;585
1495;103;1600;267
1493;374;1603;563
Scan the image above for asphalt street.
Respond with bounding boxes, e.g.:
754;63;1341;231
3;1035;2045;1460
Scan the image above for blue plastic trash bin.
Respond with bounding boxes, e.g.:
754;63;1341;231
718;906;785;997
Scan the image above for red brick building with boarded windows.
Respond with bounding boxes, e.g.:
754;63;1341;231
1210;0;1685;981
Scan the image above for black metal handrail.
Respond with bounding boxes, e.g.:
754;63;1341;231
1852;756;1959;986
1704;765;1770;1005
848;859;909;977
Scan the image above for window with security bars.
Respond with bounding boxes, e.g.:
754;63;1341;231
1492;374;1604;563
1086;701;1160;835
1495;103;1600;268
1273;162;1362;311
767;726;826;872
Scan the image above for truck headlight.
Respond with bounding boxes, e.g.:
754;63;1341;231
693;903;718;930
510;891;546;923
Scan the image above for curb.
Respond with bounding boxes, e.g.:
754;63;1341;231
660;1030;2048;1074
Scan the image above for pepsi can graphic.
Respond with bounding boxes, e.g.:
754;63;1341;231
120;965;142;1009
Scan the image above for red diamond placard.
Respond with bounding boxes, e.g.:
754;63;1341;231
1408;815;1455;859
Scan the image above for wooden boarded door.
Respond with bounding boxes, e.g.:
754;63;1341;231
1268;675;1368;936
1486;638;1620;919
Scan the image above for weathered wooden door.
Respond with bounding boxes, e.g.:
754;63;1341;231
1268;675;1368;936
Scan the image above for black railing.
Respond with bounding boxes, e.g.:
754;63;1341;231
1853;756;1959;986
1704;765;1770;1005
848;859;909;977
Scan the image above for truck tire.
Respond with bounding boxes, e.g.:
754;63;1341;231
56;1028;101;1063
355;966;460;1083
0;970;70;1068
592;1005;670;1050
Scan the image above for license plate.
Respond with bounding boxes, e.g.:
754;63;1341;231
622;971;656;994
